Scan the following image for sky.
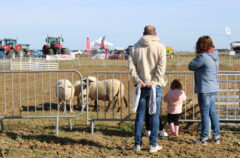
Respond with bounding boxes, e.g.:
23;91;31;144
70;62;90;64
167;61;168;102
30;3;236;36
0;0;239;51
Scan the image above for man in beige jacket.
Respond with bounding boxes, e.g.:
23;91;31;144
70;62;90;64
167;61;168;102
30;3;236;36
129;25;167;153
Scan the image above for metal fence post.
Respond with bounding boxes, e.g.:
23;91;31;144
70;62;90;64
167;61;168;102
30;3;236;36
91;120;94;134
0;120;4;132
56;117;59;136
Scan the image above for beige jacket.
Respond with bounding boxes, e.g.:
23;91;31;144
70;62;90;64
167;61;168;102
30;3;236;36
129;35;167;87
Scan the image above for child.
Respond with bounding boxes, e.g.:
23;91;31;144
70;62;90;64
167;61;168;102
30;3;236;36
145;105;168;137
164;79;186;136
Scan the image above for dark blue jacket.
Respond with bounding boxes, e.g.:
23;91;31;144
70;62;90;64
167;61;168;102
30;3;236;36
188;51;219;93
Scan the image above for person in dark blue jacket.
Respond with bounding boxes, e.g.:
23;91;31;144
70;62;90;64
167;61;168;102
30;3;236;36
188;36;220;145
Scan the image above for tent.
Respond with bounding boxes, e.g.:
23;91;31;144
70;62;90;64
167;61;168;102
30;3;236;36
90;37;114;49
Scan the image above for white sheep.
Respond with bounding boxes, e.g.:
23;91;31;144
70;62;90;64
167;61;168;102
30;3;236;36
75;76;128;112
73;80;88;107
56;79;75;112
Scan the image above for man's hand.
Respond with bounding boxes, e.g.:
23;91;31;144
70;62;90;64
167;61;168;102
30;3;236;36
146;81;156;88
139;81;146;88
139;81;156;88
146;82;151;88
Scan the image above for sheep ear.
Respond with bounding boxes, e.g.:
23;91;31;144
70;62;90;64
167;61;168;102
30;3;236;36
82;78;87;83
82;78;95;85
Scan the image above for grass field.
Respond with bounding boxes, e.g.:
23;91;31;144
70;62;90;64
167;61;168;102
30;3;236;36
0;55;240;158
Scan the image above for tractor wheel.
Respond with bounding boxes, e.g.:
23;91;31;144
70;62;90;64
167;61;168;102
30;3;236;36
55;47;61;54
61;48;69;54
49;49;54;55
42;45;49;55
7;49;16;58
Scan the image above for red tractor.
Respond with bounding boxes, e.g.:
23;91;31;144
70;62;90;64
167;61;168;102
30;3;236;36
0;38;22;57
42;36;68;55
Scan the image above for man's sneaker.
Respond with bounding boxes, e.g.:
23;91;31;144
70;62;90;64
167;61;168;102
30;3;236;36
134;145;141;151
145;130;151;137
149;144;162;153
192;139;207;145
159;130;168;137
213;138;220;145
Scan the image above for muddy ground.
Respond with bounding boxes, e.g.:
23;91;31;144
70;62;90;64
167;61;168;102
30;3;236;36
0;116;239;158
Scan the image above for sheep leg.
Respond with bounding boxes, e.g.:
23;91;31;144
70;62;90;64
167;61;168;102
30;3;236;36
70;98;73;113
64;100;67;113
94;100;98;111
77;96;80;106
116;97;122;113
123;97;128;108
106;100;112;112
58;99;63;111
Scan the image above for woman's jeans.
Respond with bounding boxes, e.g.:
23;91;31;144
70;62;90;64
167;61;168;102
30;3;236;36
135;86;162;147
198;92;220;140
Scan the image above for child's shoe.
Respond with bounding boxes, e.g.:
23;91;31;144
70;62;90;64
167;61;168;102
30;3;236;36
159;130;168;137
170;132;176;136
174;126;179;136
145;130;151;137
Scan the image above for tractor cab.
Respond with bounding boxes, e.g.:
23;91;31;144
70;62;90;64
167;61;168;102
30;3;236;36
46;37;63;46
3;38;17;47
0;38;17;49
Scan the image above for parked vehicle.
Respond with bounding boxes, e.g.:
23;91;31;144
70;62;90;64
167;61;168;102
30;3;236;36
42;36;69;55
231;41;240;56
0;38;29;58
33;50;43;57
166;46;175;58
109;48;128;60
0;50;4;58
70;50;83;55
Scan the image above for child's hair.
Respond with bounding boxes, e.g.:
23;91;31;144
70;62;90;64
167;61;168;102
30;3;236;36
170;79;183;90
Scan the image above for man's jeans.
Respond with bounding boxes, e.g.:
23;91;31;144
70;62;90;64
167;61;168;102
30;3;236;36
198;92;220;140
134;86;162;147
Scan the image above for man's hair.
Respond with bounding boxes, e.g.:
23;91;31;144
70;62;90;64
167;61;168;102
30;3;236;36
195;36;215;55
143;25;156;35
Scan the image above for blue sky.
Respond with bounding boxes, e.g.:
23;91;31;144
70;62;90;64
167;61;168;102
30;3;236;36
0;0;239;51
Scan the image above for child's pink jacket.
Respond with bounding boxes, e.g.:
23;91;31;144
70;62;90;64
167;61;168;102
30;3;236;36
163;89;187;114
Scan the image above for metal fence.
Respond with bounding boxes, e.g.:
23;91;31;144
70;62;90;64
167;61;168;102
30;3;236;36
0;70;85;135
86;71;240;133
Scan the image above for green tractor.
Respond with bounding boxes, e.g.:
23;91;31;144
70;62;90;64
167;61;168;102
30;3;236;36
42;36;69;55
